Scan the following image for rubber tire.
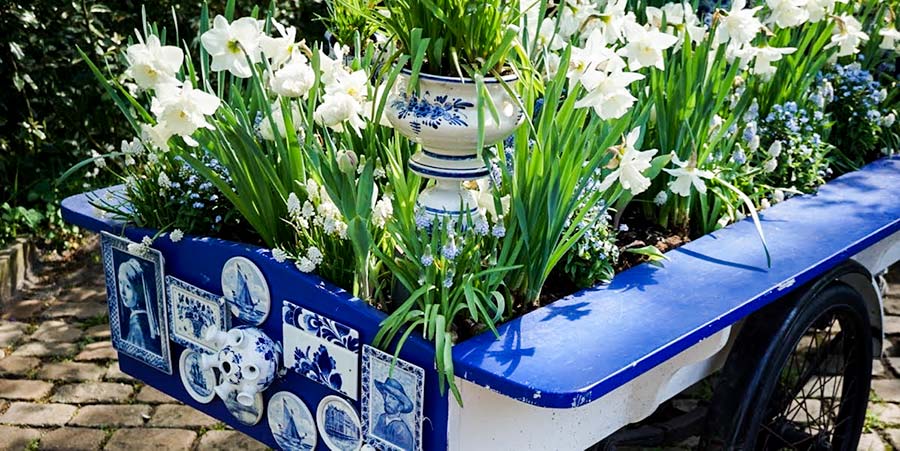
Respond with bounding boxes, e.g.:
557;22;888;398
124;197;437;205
703;282;873;450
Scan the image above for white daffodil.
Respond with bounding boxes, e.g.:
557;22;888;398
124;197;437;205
125;34;183;90
592;0;634;45
575;68;644;120
260;20;305;68
558;0;600;41
753;45;796;78
150;84;220;146
269;60;316;98
538;17;566;51
827;14;869;57
567;29;624;86
259;103;304;141
648;3;707;44
325;69;369;103
314;92;366;134
879;27;900;51
725;42;758;69
805;0;839;23
200;16;263;78
766;0;809;29
663;155;714;197
597;127;658;194
619;22;678;71
716;0;764;46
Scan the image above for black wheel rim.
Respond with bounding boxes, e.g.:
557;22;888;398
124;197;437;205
756;305;868;451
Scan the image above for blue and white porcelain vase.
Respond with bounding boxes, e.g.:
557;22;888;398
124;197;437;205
385;70;522;217
200;326;281;407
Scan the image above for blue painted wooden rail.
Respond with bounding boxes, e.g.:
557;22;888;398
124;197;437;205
453;156;900;408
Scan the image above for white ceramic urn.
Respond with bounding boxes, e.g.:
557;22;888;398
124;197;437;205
384;70;523;216
201;326;281;407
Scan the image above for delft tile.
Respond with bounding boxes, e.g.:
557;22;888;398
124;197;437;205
221;256;270;325
284;319;359;400
267;391;317;451
166;276;228;353
361;345;424;451
283;301;360;352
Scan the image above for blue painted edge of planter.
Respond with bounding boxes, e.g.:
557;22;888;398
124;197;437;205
453;155;900;408
62;156;900;411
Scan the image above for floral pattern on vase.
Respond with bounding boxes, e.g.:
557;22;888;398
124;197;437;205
166;276;229;353
200;326;281;410
389;92;473;134
283;300;359;400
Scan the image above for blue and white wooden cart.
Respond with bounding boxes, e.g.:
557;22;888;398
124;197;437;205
61;156;900;450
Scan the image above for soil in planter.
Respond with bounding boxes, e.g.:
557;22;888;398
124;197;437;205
615;210;691;273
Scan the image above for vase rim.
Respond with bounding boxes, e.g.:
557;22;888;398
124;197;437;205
400;68;518;84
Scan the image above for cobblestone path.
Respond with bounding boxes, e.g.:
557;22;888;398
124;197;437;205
0;239;899;450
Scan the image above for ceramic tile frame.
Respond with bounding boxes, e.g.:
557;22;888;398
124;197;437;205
221;256;271;325
267;390;318;450
317;395;362;451
361;345;424;451
166;276;229;353
100;231;172;374
178;349;216;404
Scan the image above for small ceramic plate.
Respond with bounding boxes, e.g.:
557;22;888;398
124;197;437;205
267;391;317;450
317;396;362;451
179;349;215;404
223;387;263;426
221;256;270;325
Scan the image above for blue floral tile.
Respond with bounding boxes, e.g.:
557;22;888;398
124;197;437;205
166;276;229;353
283;301;359;400
267;391;317;451
361;345;424;451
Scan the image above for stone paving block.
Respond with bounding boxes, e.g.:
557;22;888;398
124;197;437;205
30;320;83;342
104;427;196;451
104;362;134;382
70;404;152;427
873;379;900;403
149;404;218;428
50;382;133;404
135;386;179;404
75;341;117;361
1;299;44;321
38;361;106;382
885;316;900;336
869;402;900;425
56;285;106;304
874;359;887;378
0;425;40;450
11;341;77;358
886;428;900;449
43;302;107;320
0;378;53;400
197;430;268;451
85;324;111;340
885;296;900;316
858;432;886;451
0;402;77;426
0;328;24;348
40;426;108;451
0;355;40;377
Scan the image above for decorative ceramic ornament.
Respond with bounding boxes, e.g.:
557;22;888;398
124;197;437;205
200;326;281;407
317;395;362;451
166;276;229;352
283;301;360;400
361;346;424;451
221;256;270;325
179;349;216;404
100;231;172;374
384;70;523;218
222;386;264;426
267;391;317;451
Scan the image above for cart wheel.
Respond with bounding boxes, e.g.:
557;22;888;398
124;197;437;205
704;282;873;450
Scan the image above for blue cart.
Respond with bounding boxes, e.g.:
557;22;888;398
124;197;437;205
62;156;900;450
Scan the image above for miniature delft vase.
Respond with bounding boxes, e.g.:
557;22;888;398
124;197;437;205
201;326;281;406
385;70;523;217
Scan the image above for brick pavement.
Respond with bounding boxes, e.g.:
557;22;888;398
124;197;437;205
0;239;898;450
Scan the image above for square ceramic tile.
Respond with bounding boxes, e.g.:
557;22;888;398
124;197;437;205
166;276;229;353
100;232;172;374
361;345;424;451
283;301;359;400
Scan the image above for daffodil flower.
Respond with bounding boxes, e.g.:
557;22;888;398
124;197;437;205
663;154;714;197
200;16;263;78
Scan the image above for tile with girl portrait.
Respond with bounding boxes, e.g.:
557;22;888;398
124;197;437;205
100;232;172;374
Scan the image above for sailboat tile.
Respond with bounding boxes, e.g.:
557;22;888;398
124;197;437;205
283;304;359;400
221;256;270;325
268;391;317;450
166;276;229;353
178;349;215;404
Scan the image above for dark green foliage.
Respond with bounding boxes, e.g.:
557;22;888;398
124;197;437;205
0;0;326;248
